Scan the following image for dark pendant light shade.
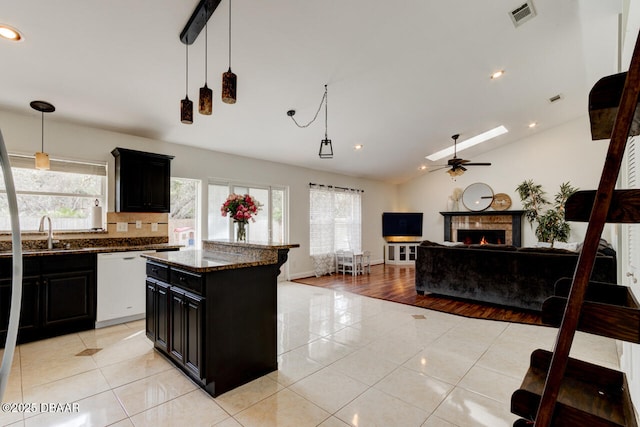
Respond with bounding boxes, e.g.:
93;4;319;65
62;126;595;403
199;14;213;115
199;84;213;114
222;68;237;104
181;96;193;124
222;0;237;104
181;40;193;124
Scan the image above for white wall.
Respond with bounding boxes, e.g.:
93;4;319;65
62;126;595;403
398;115;613;247
0;109;398;279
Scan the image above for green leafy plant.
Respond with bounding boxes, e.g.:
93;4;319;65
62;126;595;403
516;180;578;245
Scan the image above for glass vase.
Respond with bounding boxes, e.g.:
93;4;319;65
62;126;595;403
235;221;247;242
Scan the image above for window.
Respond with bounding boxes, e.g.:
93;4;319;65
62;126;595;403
208;181;287;243
169;177;200;248
0;155;106;231
309;185;362;255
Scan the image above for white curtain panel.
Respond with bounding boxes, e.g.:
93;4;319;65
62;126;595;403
309;185;362;276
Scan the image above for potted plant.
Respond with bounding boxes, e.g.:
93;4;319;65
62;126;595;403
516;180;578;246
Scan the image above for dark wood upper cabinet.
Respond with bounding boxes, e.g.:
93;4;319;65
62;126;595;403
111;147;174;213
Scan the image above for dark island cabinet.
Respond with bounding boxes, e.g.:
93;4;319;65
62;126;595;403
146;261;204;380
111;147;174;213
0;254;96;347
145;259;278;397
145;278;169;353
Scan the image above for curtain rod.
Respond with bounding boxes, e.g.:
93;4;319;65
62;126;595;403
309;182;364;193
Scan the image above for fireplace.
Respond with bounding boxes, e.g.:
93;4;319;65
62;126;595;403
457;229;506;245
440;210;524;247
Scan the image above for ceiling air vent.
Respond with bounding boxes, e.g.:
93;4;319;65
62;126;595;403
549;94;563;103
509;1;536;28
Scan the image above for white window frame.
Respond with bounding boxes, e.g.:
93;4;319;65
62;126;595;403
207;179;289;244
0;154;107;232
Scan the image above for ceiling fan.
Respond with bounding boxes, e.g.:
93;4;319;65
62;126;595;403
430;134;492;177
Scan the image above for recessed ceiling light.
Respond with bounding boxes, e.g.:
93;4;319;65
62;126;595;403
419;165;427;170
0;25;23;42
490;70;505;79
528;122;537;128
426;125;509;161
354;144;363;150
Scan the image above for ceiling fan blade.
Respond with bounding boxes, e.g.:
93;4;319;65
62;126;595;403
464;162;492;166
428;166;450;173
460;165;467;171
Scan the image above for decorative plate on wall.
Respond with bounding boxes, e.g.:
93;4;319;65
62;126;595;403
491;193;512;211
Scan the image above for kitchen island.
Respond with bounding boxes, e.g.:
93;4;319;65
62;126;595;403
142;240;298;397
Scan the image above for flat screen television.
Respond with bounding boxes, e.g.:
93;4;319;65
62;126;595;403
382;212;423;237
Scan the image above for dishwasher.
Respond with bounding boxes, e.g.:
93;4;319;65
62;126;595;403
96;251;153;328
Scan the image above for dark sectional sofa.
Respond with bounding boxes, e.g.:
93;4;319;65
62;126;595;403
415;241;617;311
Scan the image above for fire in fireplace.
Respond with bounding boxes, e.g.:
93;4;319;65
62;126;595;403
457;229;506;245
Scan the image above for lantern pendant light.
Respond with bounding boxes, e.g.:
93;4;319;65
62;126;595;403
181;40;193;124
318;85;333;159
198;10;212;115
30;100;55;170
221;0;237;104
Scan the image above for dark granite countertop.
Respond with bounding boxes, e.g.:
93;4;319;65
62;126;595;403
0;243;182;258
143;241;300;273
142;250;273;273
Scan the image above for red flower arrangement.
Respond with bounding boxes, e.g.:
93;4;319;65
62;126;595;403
220;193;262;223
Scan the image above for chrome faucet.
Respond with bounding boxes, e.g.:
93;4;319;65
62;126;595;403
38;215;54;249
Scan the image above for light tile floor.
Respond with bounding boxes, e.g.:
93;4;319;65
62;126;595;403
0;281;619;427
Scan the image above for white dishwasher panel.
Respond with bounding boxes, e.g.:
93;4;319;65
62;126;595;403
97;251;151;328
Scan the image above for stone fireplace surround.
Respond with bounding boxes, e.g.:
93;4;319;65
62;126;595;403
440;210;525;247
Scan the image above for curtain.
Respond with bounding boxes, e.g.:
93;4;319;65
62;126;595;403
309;184;362;276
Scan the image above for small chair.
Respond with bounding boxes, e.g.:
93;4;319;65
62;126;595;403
359;250;371;274
341;251;356;275
335;250;345;273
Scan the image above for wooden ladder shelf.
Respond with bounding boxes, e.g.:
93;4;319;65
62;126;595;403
510;30;640;427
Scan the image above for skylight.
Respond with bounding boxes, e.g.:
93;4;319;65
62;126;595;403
425;126;509;161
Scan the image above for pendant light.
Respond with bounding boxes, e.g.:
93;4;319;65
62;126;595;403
198;8;212;115
180;39;193;124
318;85;333;159
221;0;237;104
30;100;55;170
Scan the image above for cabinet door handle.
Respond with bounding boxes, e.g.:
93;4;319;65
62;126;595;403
179;276;186;282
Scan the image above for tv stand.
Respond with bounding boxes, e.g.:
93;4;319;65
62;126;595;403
385;242;419;265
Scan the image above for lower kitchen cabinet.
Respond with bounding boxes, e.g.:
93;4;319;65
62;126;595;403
146;271;204;381
0;253;96;347
146;278;169;353
144;258;277;397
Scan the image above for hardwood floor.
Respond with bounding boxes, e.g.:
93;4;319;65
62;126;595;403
293;263;542;325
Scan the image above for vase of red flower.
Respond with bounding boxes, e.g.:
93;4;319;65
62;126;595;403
220;193;262;242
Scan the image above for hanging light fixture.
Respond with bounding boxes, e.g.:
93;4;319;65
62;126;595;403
221;0;237;104
180;39;193;124
318;85;333;159
286;85;334;159
198;7;213;115
30;100;55;170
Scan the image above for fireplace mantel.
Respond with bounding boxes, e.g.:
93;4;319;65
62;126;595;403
440;210;525;246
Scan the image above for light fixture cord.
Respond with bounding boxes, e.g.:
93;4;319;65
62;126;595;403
40;111;44;152
324;85;328;139
289;86;328;128
205;19;208;83
228;0;232;69
184;38;189;98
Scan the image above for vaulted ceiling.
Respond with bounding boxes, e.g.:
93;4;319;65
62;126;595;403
0;1;630;183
